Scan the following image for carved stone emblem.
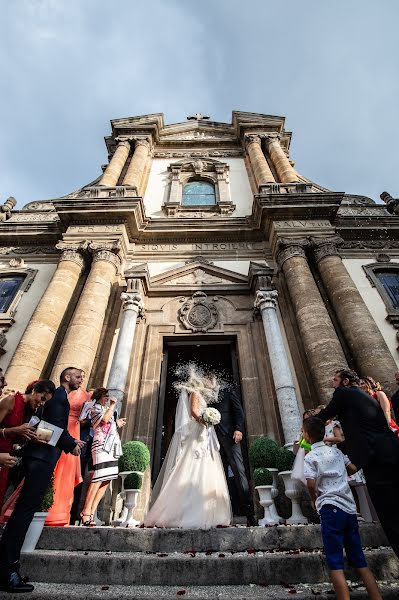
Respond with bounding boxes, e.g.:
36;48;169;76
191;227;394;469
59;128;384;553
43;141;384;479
178;291;218;333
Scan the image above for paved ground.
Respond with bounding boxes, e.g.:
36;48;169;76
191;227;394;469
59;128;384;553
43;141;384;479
2;581;399;600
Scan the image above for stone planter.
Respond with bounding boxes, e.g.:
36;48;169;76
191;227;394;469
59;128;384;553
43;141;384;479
279;471;308;524
21;512;48;552
113;471;132;525
121;489;141;527
255;485;277;526
267;467;285;523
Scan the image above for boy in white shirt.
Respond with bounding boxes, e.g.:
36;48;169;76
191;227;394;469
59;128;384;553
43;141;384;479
303;417;382;600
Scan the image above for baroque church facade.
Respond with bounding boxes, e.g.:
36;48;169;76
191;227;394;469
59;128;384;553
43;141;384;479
1;111;399;510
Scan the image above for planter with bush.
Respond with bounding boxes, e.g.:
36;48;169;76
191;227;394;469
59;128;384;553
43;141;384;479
277;448;307;524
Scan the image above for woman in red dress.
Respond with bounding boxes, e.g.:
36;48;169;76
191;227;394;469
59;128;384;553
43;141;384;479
0;379;56;508
45;374;91;526
360;376;399;436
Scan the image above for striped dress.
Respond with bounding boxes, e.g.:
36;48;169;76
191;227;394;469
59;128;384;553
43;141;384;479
91;403;122;483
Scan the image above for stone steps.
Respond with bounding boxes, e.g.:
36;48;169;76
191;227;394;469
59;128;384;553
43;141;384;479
20;547;399;586
5;582;399;600
37;523;388;554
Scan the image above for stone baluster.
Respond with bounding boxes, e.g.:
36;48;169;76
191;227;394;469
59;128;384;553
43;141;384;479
265;135;300;183
254;289;302;447
245;134;275;189
5;242;87;389
51;242;122;384
122;138;152;194
311;237;398;393
276;239;347;403
98;139;131;187
107;283;145;415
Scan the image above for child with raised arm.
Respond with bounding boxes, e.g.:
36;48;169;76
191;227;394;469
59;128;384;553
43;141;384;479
302;417;382;600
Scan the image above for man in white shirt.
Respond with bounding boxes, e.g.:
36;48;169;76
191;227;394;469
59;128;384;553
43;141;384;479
303;417;382;600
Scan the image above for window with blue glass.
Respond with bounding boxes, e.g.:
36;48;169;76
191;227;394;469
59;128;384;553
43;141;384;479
377;272;399;309
0;275;25;313
182;181;216;206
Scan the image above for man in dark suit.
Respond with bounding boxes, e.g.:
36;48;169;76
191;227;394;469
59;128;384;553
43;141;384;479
390;371;399;424
318;368;399;558
0;367;83;593
214;381;255;526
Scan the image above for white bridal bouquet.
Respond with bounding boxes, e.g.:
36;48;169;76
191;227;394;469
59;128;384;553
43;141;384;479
201;406;221;426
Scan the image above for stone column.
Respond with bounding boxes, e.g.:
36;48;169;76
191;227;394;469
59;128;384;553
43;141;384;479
254;289;302;446
245;134;275;188
276;239;347;404
265;135;300;183
5;243;87;390
312;237;398;393
122;138;152;194
51;243;121;384
98;140;131;187
107;288;144;414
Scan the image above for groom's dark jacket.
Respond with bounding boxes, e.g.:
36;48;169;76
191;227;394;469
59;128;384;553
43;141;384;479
215;386;245;438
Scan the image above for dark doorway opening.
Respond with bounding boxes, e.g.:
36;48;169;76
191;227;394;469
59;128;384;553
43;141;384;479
153;337;250;516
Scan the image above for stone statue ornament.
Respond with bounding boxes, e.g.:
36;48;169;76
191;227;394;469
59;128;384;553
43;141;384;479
380;191;399;215
0;197;17;222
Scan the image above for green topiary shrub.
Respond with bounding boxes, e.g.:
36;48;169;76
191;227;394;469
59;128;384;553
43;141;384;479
40;477;55;512
276;448;295;472
118;440;150;473
253;467;273;487
249;437;279;469
124;472;143;490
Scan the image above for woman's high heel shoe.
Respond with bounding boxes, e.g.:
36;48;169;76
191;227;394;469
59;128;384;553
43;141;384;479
79;512;95;526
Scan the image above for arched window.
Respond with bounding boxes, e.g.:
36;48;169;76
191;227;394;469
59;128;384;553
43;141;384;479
0;275;25;313
182;181;216;206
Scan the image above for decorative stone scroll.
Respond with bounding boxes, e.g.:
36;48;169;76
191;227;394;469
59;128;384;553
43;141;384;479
178;291;218;333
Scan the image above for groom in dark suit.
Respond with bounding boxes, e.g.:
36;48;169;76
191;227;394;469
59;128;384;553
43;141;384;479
0;366;83;593
214;382;255;526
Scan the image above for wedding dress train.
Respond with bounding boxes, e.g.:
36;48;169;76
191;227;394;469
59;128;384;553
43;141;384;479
144;389;232;529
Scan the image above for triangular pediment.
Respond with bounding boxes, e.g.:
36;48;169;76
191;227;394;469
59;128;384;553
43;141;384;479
149;260;249;292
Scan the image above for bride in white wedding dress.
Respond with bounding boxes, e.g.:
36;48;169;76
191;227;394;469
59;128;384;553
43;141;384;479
144;365;232;529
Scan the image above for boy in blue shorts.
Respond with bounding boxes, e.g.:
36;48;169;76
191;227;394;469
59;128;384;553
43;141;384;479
303;417;382;600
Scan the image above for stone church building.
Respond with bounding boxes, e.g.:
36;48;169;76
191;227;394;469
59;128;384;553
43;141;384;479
1;111;399;495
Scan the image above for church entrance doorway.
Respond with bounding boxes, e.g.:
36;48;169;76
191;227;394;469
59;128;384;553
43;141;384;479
153;337;251;516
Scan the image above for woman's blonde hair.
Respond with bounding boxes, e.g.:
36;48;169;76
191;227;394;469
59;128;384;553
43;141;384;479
362;376;382;392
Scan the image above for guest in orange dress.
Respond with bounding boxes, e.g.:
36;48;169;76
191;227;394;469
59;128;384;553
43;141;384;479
45;375;91;526
360;376;399;437
0;380;56;509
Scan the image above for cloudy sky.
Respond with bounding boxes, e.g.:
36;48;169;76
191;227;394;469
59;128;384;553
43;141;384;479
1;0;398;207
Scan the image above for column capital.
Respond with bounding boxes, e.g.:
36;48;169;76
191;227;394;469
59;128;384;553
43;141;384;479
114;138;132;150
264;134;281;146
121;291;145;317
275;238;309;269
89;241;122;272
310;236;344;264
56;240;88;268
131;136;153;155
244;133;262;148
254;289;278;312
